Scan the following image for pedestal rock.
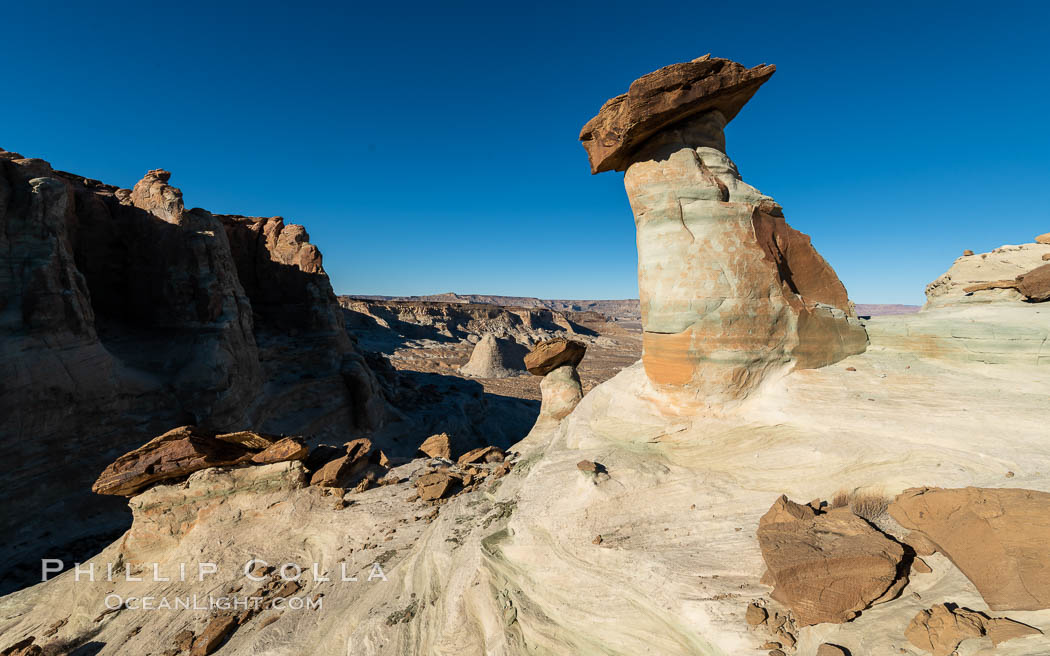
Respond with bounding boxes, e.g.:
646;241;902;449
580;56;867;402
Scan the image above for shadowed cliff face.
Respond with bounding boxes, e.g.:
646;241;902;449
0;150;388;594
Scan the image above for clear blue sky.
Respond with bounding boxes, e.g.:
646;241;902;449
4;1;1048;304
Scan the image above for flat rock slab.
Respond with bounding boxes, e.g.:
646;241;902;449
524;338;586;376
457;446;505;466
905;603;1040;656
308;438;373;488
579;55;774;173
92;426;253;496
757;496;906;626
889;486;1050;611
250;437;308;464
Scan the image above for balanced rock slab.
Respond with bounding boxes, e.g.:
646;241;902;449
92;426;253;496
889;486;1050;610
524;338;586;376
579;55;775;174
757;496;906;626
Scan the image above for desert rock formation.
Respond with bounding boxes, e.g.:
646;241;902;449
580;56;866;402
866;238;1050;365
526;338;587;423
6;62;1050;656
523;337;587;375
459;333;527;378
0;148;389;593
925;239;1050;307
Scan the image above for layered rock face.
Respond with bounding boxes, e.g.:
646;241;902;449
339;297;597;347
865;238;1050;366
924;241;1050;308
0;149;387;593
580;57;866;401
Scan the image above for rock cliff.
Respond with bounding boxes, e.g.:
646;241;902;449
0;149;388;594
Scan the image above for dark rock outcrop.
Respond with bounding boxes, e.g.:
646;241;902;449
0;148;389;593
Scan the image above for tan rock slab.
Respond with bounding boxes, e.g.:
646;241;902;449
416;472;453;501
250;437;308;464
890;486;1050;610
92;426;253;496
457;446;505;465
524;338;586;376
579;55;775;174
757;496;906;625
905;603;1040;656
418;433;452;459
190;615;238;656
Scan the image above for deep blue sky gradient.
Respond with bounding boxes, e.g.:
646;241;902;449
4;1;1048;303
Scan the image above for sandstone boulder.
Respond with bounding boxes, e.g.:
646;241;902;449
250;437;308;464
1017;262;1050;302
889;486;1050;610
309;438;373;488
816;645;850;656
757;496;906;625
524;338;586;376
1036;232;1050;244
418;433;452;459
579;55;775;174
457;446;505;465
416;472;453;501
905;603;1040;656
92;426;254;496
459;334;527;378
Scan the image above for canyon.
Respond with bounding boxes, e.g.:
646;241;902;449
1;55;1049;656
